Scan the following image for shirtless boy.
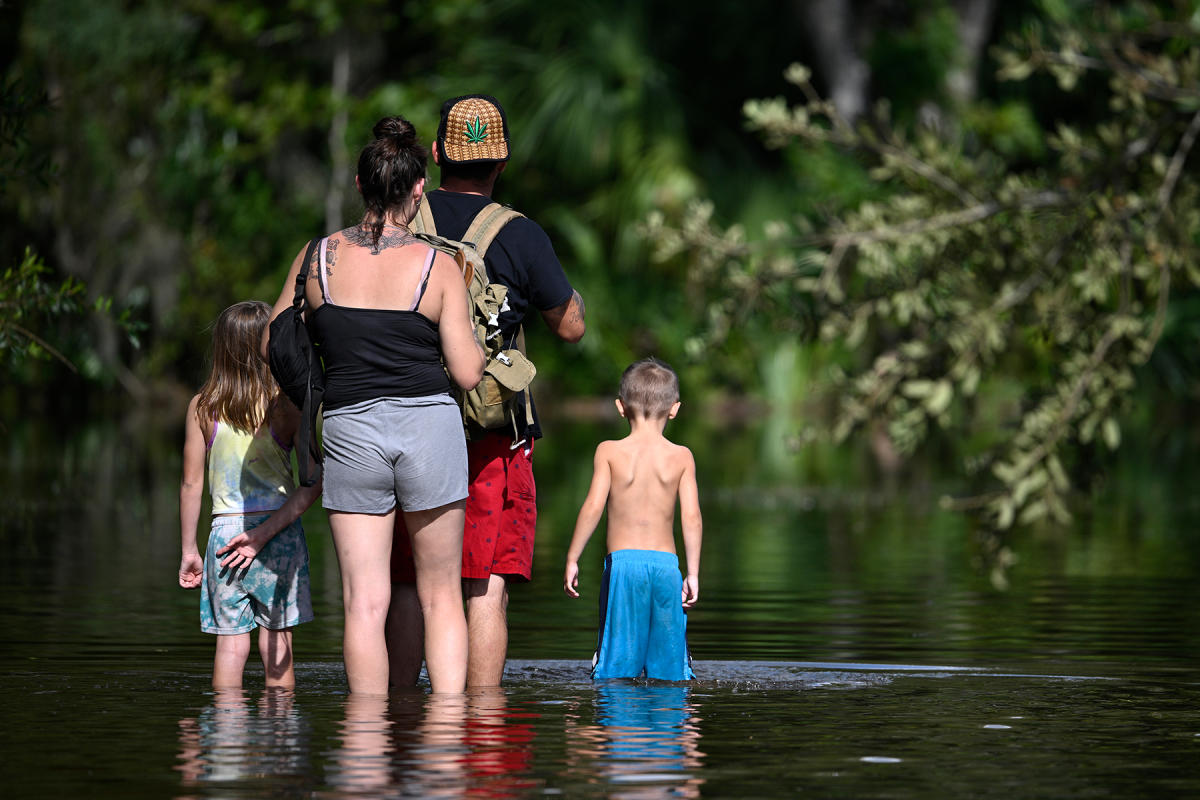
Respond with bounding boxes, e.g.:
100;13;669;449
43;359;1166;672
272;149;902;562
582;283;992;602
563;358;703;680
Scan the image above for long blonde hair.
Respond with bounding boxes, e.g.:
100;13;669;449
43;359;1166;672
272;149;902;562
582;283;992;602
196;301;278;433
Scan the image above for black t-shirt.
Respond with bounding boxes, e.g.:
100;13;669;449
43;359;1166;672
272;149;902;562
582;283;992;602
426;189;574;440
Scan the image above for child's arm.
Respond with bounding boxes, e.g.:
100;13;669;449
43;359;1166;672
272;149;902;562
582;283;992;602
216;400;321;569
563;444;612;598
179;396;206;589
215;480;321;570
678;448;702;608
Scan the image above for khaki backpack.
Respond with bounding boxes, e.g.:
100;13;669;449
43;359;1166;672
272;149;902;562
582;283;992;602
412;199;537;441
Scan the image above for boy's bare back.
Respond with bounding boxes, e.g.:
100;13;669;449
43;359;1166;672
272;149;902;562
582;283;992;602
598;431;696;554
564;358;702;607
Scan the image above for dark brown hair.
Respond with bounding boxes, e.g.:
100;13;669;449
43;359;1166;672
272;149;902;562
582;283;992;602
357;116;426;249
196;301;277;433
618;357;680;419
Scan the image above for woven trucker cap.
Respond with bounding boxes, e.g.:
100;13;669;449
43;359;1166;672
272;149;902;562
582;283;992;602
436;95;510;164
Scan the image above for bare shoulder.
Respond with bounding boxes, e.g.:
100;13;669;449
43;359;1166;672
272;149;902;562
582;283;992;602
186;393;212;441
431;248;466;284
594;439;620;460
668;440;696;468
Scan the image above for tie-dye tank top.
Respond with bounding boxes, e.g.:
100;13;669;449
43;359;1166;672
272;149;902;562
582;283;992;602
206;419;293;514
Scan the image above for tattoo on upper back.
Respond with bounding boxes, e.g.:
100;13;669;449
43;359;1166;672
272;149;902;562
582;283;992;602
342;226;416;255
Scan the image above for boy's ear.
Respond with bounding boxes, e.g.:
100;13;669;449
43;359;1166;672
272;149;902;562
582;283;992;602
668;401;681;420
614;398;627;418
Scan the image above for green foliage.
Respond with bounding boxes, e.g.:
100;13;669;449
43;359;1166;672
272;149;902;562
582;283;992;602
868;1;960;117
1;248;90;374
648;3;1200;540
0;77;48;192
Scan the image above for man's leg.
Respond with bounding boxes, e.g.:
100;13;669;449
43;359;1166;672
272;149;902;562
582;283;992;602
463;573;509;687
385;582;425;687
385;513;425;687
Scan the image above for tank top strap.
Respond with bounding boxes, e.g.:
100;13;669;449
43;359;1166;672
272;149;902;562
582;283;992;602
408;246;437;312
317;237;333;305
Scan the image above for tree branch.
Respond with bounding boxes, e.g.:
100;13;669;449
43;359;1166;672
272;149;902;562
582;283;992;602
6;321;77;373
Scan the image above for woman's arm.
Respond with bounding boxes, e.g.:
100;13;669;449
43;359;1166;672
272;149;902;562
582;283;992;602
261;243;312;360
179;395;207;589
435;254;485;390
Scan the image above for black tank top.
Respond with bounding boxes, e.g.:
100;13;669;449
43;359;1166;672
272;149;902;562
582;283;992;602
308;239;451;411
309;305;451;410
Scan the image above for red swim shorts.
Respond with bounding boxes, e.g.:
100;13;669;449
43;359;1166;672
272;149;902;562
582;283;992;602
391;432;536;583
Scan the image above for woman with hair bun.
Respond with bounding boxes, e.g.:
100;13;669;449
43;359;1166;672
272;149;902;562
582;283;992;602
266;116;484;694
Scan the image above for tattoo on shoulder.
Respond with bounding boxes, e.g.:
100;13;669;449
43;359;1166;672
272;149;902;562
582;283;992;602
325;238;339;276
571;290;585;319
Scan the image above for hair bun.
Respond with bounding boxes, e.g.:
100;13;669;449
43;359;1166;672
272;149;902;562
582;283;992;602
373;116;417;145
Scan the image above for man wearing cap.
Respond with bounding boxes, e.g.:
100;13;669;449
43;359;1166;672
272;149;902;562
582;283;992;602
387;94;586;688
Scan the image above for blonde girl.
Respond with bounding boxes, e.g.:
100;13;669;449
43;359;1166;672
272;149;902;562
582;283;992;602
178;300;321;689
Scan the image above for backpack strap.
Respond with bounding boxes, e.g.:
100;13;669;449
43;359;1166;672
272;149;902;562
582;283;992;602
462;203;523;257
513;325;534;451
295;237;320;309
415;195;438;236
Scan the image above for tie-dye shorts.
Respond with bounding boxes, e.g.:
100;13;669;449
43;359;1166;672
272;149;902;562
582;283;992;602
200;514;314;634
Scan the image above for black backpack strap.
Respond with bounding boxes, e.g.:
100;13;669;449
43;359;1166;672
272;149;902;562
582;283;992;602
295;237;320;309
294;237;323;487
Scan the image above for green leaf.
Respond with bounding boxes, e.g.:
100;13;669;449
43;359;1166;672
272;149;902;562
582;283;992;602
1102;418;1121;450
464;115;488;143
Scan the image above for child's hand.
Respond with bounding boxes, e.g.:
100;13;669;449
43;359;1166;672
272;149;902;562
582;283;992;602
563;561;580;598
179;553;203;589
682;575;699;608
216;531;267;571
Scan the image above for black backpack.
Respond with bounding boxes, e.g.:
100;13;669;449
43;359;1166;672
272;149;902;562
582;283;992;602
267;237;323;486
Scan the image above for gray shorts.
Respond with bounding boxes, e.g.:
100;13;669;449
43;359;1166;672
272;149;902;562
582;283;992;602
321;395;468;514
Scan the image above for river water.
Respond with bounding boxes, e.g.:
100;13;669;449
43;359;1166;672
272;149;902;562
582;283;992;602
2;414;1198;798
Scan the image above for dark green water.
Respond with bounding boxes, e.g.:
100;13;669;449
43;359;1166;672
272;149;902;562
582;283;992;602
2;414;1199;798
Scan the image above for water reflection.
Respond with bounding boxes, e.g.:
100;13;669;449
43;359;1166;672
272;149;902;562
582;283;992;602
566;684;705;798
327;689;541;798
175;688;311;792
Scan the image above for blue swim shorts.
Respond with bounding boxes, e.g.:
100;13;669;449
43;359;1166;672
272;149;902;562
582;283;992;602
200;514;314;634
592;549;695;681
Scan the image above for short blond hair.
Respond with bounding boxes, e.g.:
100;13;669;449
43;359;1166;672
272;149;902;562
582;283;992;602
618;357;680;419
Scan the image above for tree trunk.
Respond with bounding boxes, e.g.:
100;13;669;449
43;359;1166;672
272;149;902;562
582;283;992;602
946;0;996;105
796;0;871;122
325;41;351;234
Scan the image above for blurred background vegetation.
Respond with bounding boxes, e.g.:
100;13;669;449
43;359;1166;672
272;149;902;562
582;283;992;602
3;0;1199;544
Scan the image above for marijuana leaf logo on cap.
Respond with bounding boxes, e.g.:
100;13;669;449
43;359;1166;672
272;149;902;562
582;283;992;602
465;116;488;143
